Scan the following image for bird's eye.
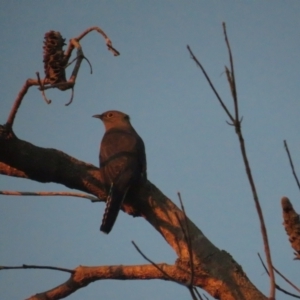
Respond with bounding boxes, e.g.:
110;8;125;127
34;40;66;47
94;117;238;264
107;112;114;118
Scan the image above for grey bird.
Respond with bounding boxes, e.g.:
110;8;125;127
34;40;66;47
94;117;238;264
93;110;147;234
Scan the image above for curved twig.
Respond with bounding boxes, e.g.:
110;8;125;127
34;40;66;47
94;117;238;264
36;72;51;104
65;87;74;106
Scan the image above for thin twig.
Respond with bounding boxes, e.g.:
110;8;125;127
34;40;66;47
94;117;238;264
174;193;199;300
284;140;300;191
188;22;276;299
65;55;93;74
65;87;75;106
187;287;198;300
0;264;74;274
186;45;235;124
273;264;300;293
36;72;51;104
257;253;300;298
64;26;120;61
174;211;198;299
0;190;100;202
222;23;239;124
177;192;195;287
131;241;181;285
222;23;275;300
193;288;204;300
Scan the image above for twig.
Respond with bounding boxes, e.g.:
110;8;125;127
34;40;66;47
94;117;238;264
186;46;234;124
224;23;275;299
65;87;74;106
273;264;300;293
223;23;239;124
74;26;120;57
284;140;300;191
131;241;181;285
65;55;93;74
0;264;74;274
177;192;195;287
0;190;100;202
188;22;275;299
257;253;300;298
6;79;39;128
193;288;204;300
175;192;198;300
36;72;51;104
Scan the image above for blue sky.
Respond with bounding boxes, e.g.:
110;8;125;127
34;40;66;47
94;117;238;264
1;1;300;299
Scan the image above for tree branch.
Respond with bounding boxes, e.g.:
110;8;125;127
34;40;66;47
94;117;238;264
0;125;267;300
25;264;184;300
188;22;275;299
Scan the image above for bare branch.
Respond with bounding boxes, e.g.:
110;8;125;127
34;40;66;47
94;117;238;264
6;79;40;128
131;241;179;284
272;264;300;294
0;265;74;274
284;140;300;191
222;23;239;123
176;192;194;287
36;72;51;104
258;253;300;298
0;190;100;202
186;45;235;124
188;22;275;299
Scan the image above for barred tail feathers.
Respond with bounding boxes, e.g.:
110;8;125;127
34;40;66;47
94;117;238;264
100;187;128;234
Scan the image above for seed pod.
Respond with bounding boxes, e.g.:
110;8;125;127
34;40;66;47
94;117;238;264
43;31;67;90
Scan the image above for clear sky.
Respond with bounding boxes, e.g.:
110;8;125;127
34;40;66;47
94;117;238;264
1;1;300;299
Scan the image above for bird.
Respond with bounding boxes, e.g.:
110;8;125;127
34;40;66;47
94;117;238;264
93;110;147;234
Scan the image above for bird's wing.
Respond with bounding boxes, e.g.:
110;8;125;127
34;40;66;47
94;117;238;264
99;128;140;233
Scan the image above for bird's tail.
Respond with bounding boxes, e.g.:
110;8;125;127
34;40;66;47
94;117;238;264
100;186;128;234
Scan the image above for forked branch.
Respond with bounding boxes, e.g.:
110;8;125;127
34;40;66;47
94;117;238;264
187;22;275;299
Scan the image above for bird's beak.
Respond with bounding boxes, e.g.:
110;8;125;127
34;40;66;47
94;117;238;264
92;114;103;120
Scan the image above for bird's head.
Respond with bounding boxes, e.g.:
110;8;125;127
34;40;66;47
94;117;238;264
93;110;131;130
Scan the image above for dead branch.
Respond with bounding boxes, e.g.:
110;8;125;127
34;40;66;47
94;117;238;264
284;140;300;191
1;265;74;274
187;22;275;299
0;191;100;202
258;253;300;298
131;241;179;284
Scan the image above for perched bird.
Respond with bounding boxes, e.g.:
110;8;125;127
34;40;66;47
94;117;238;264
93;110;147;234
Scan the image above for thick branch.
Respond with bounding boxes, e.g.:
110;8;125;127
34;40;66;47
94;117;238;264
0;127;106;200
0;128;266;300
